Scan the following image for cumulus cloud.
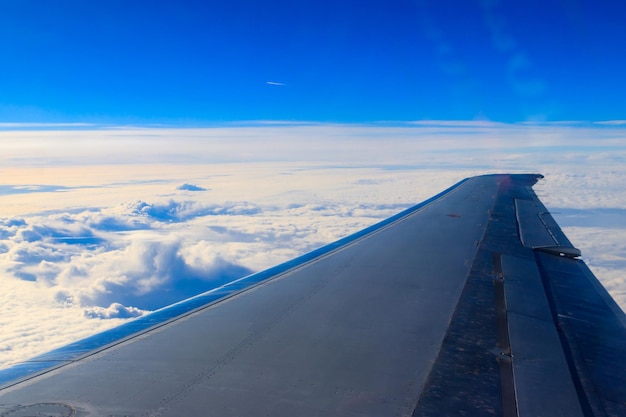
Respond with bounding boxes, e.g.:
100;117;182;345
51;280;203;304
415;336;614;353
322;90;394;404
55;238;251;310
0;218;26;239
124;200;261;222
1;201;259;314
84;303;148;319
17;223;103;245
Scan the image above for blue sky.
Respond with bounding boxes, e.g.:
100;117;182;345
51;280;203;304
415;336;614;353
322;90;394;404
1;0;625;123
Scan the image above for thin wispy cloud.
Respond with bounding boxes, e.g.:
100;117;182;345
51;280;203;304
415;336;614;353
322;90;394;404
266;81;286;86
595;120;626;126
0;122;94;129
177;183;207;192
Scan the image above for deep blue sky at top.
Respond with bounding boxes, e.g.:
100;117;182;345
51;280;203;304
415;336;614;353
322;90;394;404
1;0;624;124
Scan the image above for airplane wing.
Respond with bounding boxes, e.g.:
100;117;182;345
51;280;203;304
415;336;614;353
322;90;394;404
1;173;625;416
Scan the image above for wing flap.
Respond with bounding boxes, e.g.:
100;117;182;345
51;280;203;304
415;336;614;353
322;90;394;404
501;253;583;417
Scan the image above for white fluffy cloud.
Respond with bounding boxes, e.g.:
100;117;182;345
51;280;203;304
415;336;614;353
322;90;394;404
84;303;147;319
0;121;625;369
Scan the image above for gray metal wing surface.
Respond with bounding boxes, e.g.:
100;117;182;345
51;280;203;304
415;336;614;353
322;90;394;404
1;174;625;416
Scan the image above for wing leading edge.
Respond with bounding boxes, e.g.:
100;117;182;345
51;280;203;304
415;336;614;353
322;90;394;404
0;174;624;416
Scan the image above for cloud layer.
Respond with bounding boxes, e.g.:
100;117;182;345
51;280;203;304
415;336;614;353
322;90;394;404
1;121;625;369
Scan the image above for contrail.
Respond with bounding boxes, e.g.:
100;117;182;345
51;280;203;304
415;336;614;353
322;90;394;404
266;81;286;86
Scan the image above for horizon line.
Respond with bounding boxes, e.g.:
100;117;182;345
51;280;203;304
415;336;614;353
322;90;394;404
1;119;626;131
